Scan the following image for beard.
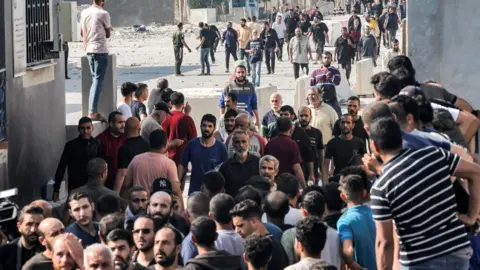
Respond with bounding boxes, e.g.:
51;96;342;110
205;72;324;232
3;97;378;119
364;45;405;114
347;110;357;117
235;149;248;157
299;119;309;127
156;250;177;267
151;213;170;229
113;256;130;270
323;61;331;67
236;76;246;83
22;233;39;246
225;125;235;133
393;48;399;52
201;130;213;139
341;128;350;135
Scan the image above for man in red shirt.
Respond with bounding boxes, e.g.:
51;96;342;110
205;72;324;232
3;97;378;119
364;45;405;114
264;116;306;187
96;111;127;189
161;92;197;166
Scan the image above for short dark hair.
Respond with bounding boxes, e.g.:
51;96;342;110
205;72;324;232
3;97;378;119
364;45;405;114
235;186;263;206
161;225;184;246
108;111;123;124
224;108;239;119
393;38;399;43
170;92;185;107
276;173;299;199
201;171;225;198
135;83;148;98
229;199;263;220
322;51;333;57
67;192;93;210
263;191;290;219
301;191;325;217
391;67;417;89
106;229;134;248
279;105;295;115
78;116;93;127
177;22;183;28
369;117;403;152
100;214;127;243
339;175;365;203
362;101;393;126
226;92;238;102
387;55;415;78
96;194;121;217
120;82;138;97
210;193;236;224
187;192;210;220
128;186;148;200
18;205;44;223
298;185;324;205
191;216;217;248
276;116;292;133
322;182;343;211
244;233;273;268
370;72;401;99
347;96;360;103
240;18;246;23
401;88;434;124
149;129;168;150
201;114;217;128
389;94;420;123
160;88;174;103
339;165;371;192
198;22;204;27
295;216;328;256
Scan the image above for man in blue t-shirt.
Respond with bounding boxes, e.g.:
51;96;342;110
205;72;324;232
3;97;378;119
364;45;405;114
178;114;228;194
65;192;100;248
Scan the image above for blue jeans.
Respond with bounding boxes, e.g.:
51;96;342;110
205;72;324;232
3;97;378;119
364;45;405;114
87;53;108;114
251;61;261;86
400;248;471;270
200;47;210;73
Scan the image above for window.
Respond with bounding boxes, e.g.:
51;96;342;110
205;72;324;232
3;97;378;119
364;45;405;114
26;0;52;66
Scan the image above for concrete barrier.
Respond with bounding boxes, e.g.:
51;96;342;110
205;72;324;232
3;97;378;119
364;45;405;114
81;54;117;119
325;19;348;47
294;76;309;111
354;58;374;96
189;8;217;24
255;85;277;120
230;7;247;23
59;2;79;42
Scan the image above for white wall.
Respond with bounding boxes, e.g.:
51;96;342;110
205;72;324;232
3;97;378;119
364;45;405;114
189;8;217;24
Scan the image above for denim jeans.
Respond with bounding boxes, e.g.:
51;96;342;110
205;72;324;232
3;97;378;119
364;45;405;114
87;53;108;114
251;61;262;86
200;47;210;73
400;248;471;270
225;45;238;70
265;47;275;73
239;48;251;74
276;38;284;60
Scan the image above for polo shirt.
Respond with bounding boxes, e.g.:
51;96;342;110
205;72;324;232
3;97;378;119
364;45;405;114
65;222;100;248
161;110;197;165
117;136;150;169
219;154;260;197
309;103;339;144
96;129;127;189
264;134;301;174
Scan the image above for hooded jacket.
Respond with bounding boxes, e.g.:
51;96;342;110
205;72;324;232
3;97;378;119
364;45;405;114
184;250;242;270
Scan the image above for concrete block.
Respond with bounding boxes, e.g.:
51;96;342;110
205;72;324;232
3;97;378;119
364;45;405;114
325;20;346;47
59;2;79;42
178;88;223;135
354;58;374;96
81;54;117;118
255;85;277;121
319;1;335;15
189;8;217;24
231;7;247;22
294;76;309;111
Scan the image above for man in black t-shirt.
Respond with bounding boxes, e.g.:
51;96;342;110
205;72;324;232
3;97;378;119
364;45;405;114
196;22;211;75
311;15;329;64
298;106;324;184
332;96;368;142
323;114;366;181
333;27;355;80
297;13;311;35
130;83;149;121
205;23;221;64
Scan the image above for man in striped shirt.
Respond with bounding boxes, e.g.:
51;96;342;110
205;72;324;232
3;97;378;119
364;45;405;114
369;117;480;269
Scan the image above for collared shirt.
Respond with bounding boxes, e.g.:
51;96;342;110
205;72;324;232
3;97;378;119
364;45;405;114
54;136;101;192
289;36;310;64
219;153;260;197
96;129;127;189
309;103;339;144
80;4;111;53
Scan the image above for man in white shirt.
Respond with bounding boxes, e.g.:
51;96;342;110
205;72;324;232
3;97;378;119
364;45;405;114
381;38;401;71
289;28;312;80
272;15;286;61
117;82;137;119
80;0;112;122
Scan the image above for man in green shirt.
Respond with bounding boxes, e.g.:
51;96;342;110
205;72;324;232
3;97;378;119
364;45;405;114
172;22;192;76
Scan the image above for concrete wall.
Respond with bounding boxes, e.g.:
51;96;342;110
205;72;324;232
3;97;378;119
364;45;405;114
189;8;217;24
407;0;480;108
104;0;175;27
3;0;66;205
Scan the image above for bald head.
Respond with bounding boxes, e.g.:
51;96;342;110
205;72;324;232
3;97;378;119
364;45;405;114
150;191;171;202
362;101;393;128
125;117;141;136
84;244;114;270
186;192;210;222
263;191;290;219
298;106;311;115
31;200;52;218
39;218;64;236
235;113;251;132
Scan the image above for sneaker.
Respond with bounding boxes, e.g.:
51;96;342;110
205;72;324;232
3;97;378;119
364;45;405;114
198;73;205;76
225;69;229;73
267;71;271;74
205;72;211;75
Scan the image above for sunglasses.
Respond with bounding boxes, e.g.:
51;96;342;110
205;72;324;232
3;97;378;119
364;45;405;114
133;228;152;234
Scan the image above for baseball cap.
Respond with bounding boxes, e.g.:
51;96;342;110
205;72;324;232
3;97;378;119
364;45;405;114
154;101;172;115
150;178;173;195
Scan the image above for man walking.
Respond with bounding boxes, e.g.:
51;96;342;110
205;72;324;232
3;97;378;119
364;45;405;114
289;28;312;80
238;19;252;76
196;22;211;76
358;25;377;67
80;0;112;122
271;15;286;61
311;15;329;64
384;6;400;46
334;27;355;81
260;21;280;75
310;52;342;117
221;22;238;73
245;29;264;87
172;22;192;76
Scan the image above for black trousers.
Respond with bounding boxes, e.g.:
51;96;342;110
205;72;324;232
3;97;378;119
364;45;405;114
339;59;352;80
63;42;69;77
293;63;309;79
225;45;238;70
265;47;276;72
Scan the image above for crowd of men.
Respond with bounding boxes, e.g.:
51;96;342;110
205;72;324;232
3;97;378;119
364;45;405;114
4;0;480;269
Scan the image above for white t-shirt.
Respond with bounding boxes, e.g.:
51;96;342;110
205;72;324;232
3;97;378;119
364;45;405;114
272;22;286;39
262;206;303;225
117;103;132;119
80;4;111;53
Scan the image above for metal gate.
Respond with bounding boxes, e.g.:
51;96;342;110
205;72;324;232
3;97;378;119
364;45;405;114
26;0;51;66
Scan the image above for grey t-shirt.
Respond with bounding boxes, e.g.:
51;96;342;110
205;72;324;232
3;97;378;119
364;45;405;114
359;34;377;58
140;116;161;143
22;253;53;270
